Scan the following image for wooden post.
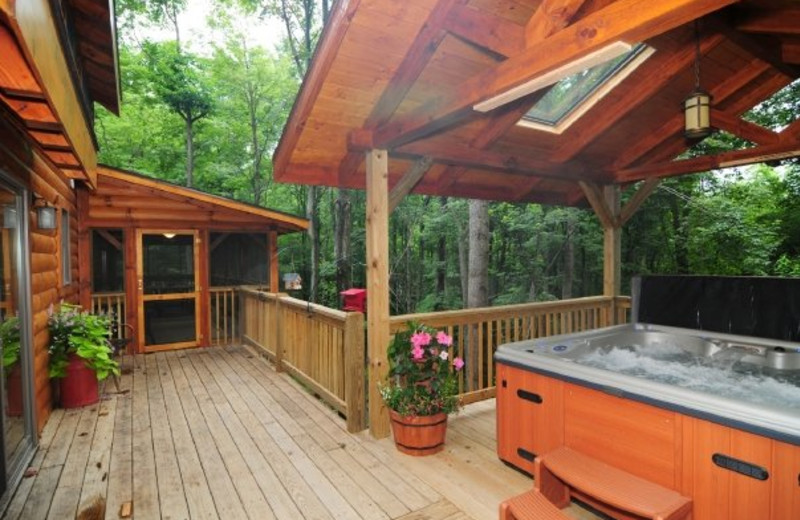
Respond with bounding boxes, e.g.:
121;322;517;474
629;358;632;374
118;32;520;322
344;311;366;432
198;229;210;347
603;185;621;324
76;186;91;309
275;293;284;372
366;149;390;438
268;230;279;292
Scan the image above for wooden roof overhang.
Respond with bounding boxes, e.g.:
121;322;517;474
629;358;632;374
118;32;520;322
0;0;120;188
85;166;309;234
273;0;800;206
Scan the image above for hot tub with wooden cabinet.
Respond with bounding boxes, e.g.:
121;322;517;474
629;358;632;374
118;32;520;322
496;362;800;520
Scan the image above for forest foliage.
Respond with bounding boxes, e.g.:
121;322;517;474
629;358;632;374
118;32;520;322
96;0;800;313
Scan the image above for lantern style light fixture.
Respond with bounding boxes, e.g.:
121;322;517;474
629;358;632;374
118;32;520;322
2;206;17;229
36;205;57;230
684;21;712;139
32;193;57;230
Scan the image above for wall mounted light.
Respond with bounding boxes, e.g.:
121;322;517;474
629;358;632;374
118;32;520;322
162;232;176;239
2;206;17;229
36;206;57;230
473;41;634;113
684;21;713;139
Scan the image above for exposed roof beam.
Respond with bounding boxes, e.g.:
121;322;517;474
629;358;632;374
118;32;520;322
0;87;46;101
525;0;588;45
389;156;433;213
443;4;524;58
610;60;771;170
784;38;800;64
736;8;800;35
336;0;466;182
711;109;780;145
24;120;64;133
716;20;800;79
371;0;738;150
365;0;467;128
550;32;726;163
273;0;362;182
616;140;800;182
394;139;590;181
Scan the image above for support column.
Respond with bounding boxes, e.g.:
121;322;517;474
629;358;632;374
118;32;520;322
268;230;279;292
366;149;390;438
602;185;621;299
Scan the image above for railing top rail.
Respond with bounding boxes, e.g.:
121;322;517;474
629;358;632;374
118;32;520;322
239;286;362;323
390;295;628;329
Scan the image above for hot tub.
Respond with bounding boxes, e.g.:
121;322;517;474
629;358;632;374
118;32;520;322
494;276;800;520
496;322;800;444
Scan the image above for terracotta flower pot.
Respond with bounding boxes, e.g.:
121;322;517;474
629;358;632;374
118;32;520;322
389;409;448;456
60;354;99;408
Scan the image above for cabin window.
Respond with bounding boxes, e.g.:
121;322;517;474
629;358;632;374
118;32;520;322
61;210;71;285
91;230;125;293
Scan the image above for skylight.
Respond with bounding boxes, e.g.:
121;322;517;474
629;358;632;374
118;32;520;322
520;44;652;132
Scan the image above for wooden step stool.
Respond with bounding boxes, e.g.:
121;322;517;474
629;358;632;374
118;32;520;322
499;447;692;520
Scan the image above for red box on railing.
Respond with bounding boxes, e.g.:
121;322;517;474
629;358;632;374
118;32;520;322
340;288;366;313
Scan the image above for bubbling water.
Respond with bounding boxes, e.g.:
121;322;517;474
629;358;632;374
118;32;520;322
575;342;800;410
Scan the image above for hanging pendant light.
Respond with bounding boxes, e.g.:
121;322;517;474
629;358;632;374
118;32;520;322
684;20;712;139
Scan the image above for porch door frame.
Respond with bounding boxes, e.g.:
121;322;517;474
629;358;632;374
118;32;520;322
136;229;202;351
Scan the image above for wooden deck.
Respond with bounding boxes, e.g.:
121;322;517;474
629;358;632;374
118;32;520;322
2;346;598;520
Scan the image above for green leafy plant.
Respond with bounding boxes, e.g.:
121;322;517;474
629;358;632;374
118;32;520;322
379;322;465;417
48;303;119;381
0;315;21;375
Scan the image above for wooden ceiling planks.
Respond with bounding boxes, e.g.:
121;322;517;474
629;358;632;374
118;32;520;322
274;0;800;206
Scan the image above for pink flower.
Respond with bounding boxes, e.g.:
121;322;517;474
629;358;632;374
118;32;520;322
411;345;425;360
411;331;432;349
453;357;464;371
439;350;449;361
436;331;453;346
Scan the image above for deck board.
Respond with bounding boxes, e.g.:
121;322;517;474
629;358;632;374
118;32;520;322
3;346;600;520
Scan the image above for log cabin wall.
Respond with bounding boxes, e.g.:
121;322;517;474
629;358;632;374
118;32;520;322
0;115;79;434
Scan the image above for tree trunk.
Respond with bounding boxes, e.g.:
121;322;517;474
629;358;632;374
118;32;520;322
185;117;194;188
333;188;352;293
306;186;319;301
458;221;468;305
436;197;448;309
466;199;489;391
562;212;575;299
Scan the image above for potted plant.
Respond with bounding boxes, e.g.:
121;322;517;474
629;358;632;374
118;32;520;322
380;323;465;456
0;316;23;415
48;303;119;408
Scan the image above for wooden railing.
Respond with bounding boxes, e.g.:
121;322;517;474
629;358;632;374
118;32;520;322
91;292;126;339
210;286;238;345
389;296;631;405
239;287;366;432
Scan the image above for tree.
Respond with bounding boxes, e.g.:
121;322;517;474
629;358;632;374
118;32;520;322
142;41;213;187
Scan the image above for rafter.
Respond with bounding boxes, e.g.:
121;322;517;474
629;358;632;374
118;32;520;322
550;31;725;163
526;0;588;45
715;19;800;79
784;38;800;64
710;109;780;145
736;8;800;35
615;140;800;182
443;4;524;58
395;139;589;181
273;0;362;181
364;0;468;128
371;0;737;150
610;60;770;170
